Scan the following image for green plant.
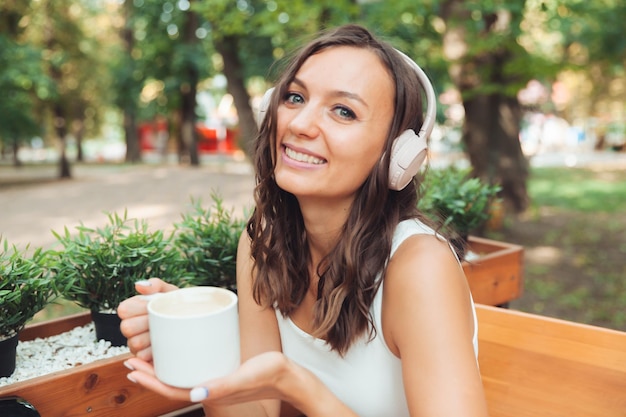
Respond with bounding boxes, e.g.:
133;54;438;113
52;211;187;312
173;195;247;291
0;240;57;338
418;167;502;237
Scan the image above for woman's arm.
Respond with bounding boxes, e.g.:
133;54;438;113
202;231;285;417
199;232;357;417
382;234;489;417
119;233;283;417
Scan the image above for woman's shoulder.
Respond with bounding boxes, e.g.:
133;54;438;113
386;218;468;309
382;221;475;357
391;218;443;256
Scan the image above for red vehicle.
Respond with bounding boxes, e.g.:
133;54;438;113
138;120;239;154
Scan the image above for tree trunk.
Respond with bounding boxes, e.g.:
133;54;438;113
122;0;141;163
441;0;529;213
463;92;529;212
180;7;199;166
74;117;85;162
44;0;71;179
124;110;140;163
11;138;21;167
171;106;187;164
214;35;257;159
54;105;71;178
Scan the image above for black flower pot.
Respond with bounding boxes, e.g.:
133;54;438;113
0;396;41;416
91;310;127;347
0;333;19;378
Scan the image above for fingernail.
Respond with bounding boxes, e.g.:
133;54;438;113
123;361;135;371
136;280;152;286
190;386;209;402
127;373;138;384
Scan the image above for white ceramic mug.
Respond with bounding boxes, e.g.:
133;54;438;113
147;286;240;388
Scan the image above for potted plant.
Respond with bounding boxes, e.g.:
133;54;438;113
417;166;502;259
51;211;187;346
0;240;56;377
173;195;247;292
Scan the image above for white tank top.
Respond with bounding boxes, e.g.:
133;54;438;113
275;219;479;417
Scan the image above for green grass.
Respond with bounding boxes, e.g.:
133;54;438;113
496;165;626;331
528;167;626;213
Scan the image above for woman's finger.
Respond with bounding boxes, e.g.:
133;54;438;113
124;330;152;357
136;278;179;295
119;313;149;337
117;295;149;320
125;357;156;376
134;345;153;362
124;358;192;402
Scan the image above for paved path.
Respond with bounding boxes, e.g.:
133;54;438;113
0;157;256;252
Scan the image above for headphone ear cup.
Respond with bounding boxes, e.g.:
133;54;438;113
256;87;274;129
388;129;428;191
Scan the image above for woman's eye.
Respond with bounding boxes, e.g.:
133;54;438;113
333;105;356;120
284;92;304;105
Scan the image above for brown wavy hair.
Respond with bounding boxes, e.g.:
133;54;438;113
247;24;429;354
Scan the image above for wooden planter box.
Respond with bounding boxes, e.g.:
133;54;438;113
463;236;524;306
0;312;202;417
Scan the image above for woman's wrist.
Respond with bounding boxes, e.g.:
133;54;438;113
280;359;357;417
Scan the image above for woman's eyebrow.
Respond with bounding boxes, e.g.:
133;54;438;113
291;77;368;108
332;90;368;108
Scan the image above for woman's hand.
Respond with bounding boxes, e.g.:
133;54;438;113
117;278;179;361
124;351;356;417
123;351;292;405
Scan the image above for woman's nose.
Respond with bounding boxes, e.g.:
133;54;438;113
287;103;321;139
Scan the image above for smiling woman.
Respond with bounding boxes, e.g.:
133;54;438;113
118;24;489;417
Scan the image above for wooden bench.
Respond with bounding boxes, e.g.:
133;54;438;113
2;305;625;416
476;304;626;417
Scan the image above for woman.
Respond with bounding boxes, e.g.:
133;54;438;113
118;24;488;417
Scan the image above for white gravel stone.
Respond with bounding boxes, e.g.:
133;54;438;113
0;322;129;387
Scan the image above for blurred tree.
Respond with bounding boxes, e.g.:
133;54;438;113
22;0;113;176
0;2;52;166
534;0;626;129
0;2;53;166
0;0;622;197
437;0;532;213
113;0;212;165
178;4;201;166
0;36;49;167
114;0;142;163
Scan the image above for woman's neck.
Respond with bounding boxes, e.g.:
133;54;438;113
297;196;352;262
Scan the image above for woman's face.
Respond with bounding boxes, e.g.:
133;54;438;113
274;46;395;204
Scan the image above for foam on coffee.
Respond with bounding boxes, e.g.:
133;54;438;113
151;289;233;317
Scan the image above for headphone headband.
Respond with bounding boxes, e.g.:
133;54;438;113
394;49;436;148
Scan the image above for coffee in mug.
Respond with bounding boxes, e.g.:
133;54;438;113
148;286;239;388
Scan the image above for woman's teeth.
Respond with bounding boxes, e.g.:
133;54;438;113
285;147;325;165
